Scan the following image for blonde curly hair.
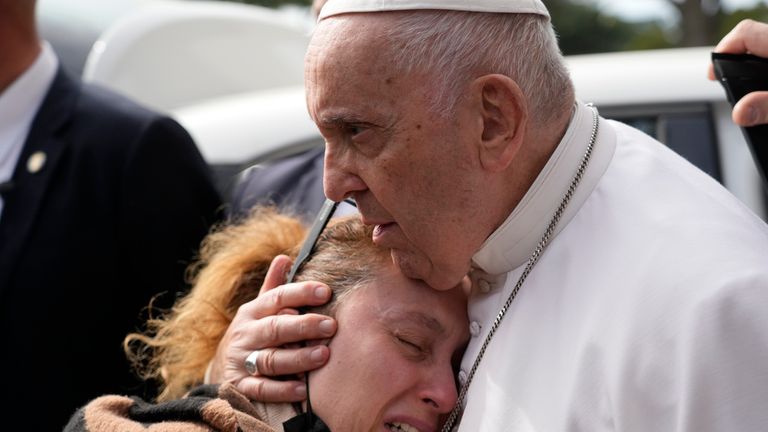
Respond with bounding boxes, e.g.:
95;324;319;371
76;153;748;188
124;206;382;401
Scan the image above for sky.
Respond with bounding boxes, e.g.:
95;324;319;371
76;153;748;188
588;0;765;23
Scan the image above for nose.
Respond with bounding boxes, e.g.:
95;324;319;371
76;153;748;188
322;142;367;202
419;365;460;414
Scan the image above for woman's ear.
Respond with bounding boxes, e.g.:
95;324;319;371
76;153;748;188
470;74;528;172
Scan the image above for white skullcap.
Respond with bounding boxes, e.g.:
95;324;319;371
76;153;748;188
318;0;550;21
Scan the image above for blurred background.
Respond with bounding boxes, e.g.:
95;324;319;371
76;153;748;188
40;0;768;82
36;0;768;220
229;0;768;53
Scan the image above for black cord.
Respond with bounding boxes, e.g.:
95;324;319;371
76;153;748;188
282;199;344;432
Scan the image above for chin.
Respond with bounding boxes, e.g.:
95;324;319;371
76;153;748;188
391;250;463;291
423;272;465;291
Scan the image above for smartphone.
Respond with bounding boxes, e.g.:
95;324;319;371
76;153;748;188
711;52;768;189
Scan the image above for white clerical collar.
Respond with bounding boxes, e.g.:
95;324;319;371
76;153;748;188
319;0;549;20
471;102;617;275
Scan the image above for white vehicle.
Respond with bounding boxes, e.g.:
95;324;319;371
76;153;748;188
567;48;766;220
40;0;767;220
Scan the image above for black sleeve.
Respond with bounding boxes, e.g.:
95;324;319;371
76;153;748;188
117;116;223;310
229;146;326;223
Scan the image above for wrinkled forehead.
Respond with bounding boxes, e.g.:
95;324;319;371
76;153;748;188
305;14;399;97
307;13;390;63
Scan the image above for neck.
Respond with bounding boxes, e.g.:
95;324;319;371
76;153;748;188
0;19;41;93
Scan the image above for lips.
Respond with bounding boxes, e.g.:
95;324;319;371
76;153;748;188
385;422;421;432
353;199;398;245
372;223;396;245
382;415;435;432
359;212;391;227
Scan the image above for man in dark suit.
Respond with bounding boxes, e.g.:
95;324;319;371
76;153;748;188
0;1;222;429
229;146;325;222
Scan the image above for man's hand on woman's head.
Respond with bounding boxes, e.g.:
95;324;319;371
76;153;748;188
709;19;768;126
207;255;337;402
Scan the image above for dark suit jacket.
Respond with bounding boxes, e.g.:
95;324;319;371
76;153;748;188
0;68;222;430
229;146;325;222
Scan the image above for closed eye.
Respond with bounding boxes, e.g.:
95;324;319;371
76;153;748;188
395;335;431;361
397;336;422;351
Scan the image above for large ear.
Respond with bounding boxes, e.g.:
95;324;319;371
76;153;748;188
470;74;527;172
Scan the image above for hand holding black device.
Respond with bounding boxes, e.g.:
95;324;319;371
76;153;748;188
711;52;768;189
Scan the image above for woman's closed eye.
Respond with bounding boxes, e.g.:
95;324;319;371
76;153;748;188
397;336;421;350
393;333;430;359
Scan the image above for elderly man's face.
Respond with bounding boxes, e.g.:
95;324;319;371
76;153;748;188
306;16;496;290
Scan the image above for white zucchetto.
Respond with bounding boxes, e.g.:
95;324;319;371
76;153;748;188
318;0;550;20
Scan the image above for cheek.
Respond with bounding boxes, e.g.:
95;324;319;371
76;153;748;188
308;335;386;428
310;338;415;430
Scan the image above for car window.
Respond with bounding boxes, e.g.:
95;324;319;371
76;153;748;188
603;103;721;182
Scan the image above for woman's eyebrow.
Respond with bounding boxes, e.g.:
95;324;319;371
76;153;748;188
384;310;445;334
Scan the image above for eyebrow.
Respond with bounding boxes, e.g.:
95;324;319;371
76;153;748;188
318;112;367;127
384;309;445;334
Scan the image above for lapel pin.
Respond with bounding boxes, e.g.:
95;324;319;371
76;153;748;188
27;151;47;174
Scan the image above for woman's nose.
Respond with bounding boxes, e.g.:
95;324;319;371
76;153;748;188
323;144;367;201
419;366;460;413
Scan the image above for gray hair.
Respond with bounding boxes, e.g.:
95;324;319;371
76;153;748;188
383;11;574;124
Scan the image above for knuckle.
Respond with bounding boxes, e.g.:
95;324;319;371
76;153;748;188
739;19;757;33
254;379;267;399
298;349;311;369
260;348;277;376
229;320;262;346
235;296;258;318
271;288;287;309
263;316;281;345
297;316;309;338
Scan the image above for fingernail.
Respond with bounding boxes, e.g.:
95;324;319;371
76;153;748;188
748;106;761;126
319;319;335;335
311;346;326;362
294;384;307;398
314;285;330;299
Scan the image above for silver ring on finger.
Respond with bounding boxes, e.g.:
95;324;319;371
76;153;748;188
244;349;262;376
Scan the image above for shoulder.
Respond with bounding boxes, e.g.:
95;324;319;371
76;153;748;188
69;82;191;146
65;385;283;432
76;82;162;124
230;147;325;220
63;394;137;432
599;118;768;239
64;82;199;159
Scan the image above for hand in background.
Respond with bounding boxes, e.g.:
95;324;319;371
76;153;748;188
709;19;768;126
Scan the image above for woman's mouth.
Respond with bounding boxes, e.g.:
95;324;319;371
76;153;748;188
385;422;422;432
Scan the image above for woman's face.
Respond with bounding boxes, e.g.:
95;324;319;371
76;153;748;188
309;264;469;432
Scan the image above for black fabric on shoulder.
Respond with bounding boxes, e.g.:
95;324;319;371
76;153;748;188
230;146;325;223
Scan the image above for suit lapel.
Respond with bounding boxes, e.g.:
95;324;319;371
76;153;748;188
0;68;79;290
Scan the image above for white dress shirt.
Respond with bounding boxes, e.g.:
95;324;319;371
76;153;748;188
458;102;768;431
0;42;58;218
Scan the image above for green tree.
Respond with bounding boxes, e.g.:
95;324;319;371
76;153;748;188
209;0;768;54
718;4;768;38
547;0;639;54
664;0;722;46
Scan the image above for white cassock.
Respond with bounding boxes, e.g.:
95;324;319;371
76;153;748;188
458;102;768;431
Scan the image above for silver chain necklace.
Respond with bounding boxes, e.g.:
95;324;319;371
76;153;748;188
441;105;600;432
